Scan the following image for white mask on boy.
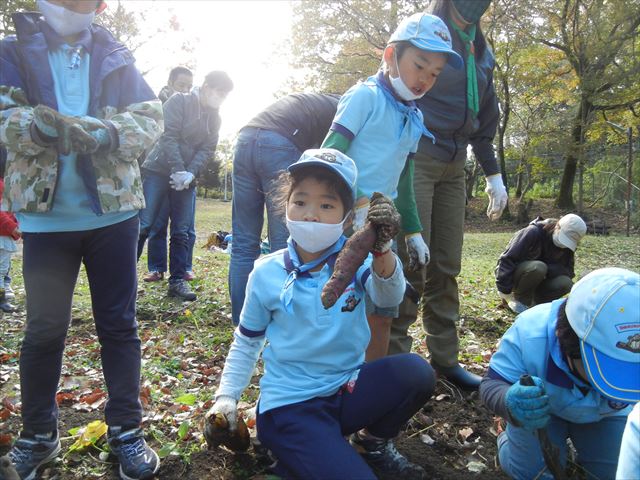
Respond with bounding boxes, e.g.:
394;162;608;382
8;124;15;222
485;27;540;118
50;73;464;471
389;50;424;101
286;215;348;254
37;0;95;37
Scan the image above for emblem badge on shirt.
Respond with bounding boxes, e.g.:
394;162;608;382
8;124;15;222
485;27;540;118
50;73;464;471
341;294;361;312
608;400;630;411
616;333;640;354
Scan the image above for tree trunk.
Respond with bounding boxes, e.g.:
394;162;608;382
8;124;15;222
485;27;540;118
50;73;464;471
556;97;592;209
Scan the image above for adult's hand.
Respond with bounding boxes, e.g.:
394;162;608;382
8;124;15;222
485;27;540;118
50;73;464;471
485;174;508;221
170;172;190;191
405;233;429;272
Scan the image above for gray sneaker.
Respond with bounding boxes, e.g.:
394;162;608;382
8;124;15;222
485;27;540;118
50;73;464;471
4;284;15;301
7;431;61;480
167;280;196;301
350;433;425;479
108;427;159;480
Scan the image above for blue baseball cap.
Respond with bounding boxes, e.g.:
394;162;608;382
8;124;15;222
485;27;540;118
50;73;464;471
288;148;358;201
566;268;640;403
388;13;463;70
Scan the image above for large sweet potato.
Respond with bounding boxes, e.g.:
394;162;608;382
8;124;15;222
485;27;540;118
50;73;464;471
321;222;377;309
203;413;250;452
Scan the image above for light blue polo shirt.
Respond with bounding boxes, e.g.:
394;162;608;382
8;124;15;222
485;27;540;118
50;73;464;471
488;299;631;424
330;72;433;200
18;43;134;233
236;241;403;414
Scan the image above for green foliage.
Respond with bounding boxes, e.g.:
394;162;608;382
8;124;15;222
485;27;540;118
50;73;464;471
0;0;35;38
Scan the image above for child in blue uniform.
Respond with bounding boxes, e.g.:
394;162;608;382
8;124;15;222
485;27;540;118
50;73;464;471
204;149;435;479
321;12;463;362
480;268;640;479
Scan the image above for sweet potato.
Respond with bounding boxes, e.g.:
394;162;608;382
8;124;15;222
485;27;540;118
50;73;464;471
203;413;250;452
321;222;377;309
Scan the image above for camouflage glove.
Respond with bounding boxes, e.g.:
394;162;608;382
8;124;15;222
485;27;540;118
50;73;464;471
367;192;400;254
0;86;28;110
31;105;110;155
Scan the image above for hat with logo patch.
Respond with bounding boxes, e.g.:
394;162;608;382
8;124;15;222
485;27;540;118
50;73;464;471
288;148;358;201
566;267;640;403
389;13;463;69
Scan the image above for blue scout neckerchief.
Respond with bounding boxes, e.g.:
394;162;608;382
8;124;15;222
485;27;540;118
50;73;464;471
280;236;347;313
373;71;435;144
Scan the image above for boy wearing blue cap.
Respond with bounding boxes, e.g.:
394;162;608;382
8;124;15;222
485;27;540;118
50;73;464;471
322;12;463;361
204;148;435;479
480;268;640;479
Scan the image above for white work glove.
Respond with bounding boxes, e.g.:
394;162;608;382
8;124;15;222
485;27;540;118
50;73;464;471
498;290;528;314
485;174;508;221
205;395;238;432
170;171;193;191
405;233;430;272
353;203;369;232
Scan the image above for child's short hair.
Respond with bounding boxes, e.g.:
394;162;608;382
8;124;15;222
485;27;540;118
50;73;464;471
203;71;234;92
387;41;413;61
168;66;193;85
555;299;582;360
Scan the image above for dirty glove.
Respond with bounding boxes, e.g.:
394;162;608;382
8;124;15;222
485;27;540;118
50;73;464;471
505;376;550;431
180;171;195;189
367;192;400;254
206;395;238;432
31;104;59;141
498;291;528;314
485;174;508;221
353;202;369;232
405;233;429;272
0;86;28;110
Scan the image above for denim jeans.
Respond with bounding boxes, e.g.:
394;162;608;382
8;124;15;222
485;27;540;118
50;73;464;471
138;169;195;283
228;128;301;325
20;216;142;433
497;414;626;479
147;196;196;273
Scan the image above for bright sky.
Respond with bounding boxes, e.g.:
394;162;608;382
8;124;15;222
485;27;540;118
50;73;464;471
128;1;296;140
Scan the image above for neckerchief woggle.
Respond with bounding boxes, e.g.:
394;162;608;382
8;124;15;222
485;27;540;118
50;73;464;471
450;22;479;117
374;72;436;144
280;236;347;314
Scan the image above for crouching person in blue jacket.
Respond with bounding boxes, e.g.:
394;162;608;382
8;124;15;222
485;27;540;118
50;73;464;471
0;1;163;479
204;149;434;480
480;268;640;480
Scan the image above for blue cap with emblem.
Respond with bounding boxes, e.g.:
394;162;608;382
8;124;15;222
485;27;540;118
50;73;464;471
288;148;358;202
566;267;640;403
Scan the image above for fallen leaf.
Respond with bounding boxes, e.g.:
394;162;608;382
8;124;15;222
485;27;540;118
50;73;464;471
420;433;435;445
435;394;450;401
68;420;108;453
467;461;487;473
458;427;474;441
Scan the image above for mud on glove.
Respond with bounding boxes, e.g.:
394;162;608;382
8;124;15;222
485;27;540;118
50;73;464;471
205;395;238;432
366;192;400;254
505;375;551;430
405;233;430;272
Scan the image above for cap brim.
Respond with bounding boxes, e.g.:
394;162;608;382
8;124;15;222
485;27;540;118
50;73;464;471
409;39;464;70
287;160;356;201
557;230;577;251
581;341;640;403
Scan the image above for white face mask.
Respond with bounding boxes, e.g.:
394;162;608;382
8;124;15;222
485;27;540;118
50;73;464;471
389;50;424;101
286;215;348;254
37;0;95;38
207;91;225;109
552;230;566;249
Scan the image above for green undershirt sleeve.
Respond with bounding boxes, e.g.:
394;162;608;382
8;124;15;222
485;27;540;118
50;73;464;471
321;130;367;200
394;158;422;234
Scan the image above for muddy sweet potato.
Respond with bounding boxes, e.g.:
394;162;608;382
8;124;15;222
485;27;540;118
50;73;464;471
203;413;250;452
321;222;377;309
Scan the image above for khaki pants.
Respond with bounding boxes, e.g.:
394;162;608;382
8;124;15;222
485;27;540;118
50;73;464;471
512;260;573;306
389;152;466;368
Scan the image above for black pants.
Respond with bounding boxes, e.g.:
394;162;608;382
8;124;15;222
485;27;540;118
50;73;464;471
20;216;142;433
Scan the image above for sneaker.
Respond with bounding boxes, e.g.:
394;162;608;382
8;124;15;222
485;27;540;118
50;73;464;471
4;284;15;301
8;431;61;480
108;427;159;480
143;271;164;282
167;280;196;301
350;432;425;479
183;270;195;281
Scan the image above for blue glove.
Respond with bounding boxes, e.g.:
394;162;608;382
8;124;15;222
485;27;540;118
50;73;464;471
505;376;551;430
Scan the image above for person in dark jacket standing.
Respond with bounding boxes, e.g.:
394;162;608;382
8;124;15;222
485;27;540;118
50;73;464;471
495;214;587;314
228;93;340;325
0;1;163;478
137;70;233;301
389;0;508;390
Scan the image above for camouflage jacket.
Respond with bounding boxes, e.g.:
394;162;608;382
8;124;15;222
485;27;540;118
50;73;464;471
0;13;163;214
